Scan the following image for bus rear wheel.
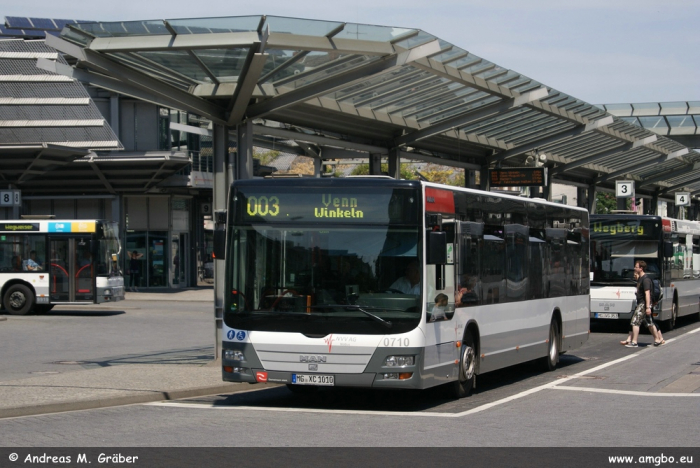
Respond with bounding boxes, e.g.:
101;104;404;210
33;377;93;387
450;331;476;399
3;284;35;316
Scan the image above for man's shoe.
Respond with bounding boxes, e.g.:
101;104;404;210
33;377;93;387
625;342;638;348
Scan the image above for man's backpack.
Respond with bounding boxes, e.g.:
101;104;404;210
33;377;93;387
650;278;662;304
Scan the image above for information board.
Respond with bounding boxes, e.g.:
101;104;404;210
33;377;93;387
489;168;546;187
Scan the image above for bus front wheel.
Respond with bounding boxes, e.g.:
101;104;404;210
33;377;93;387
662;301;677;332
542;319;560;372
451;331;476;399
3;284;35;316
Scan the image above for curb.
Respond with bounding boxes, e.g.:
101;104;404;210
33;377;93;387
0;383;280;420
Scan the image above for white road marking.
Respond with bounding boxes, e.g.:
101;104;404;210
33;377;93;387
553;386;700;397
147;327;700;417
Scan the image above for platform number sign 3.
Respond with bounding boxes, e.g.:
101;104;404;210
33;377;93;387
616;181;634;198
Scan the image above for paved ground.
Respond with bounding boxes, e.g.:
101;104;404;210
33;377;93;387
0;287;260;419
1;287;698;421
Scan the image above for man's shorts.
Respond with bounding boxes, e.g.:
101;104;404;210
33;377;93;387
630;303;655;328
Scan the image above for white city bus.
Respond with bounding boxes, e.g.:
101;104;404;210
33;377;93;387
590;214;700;330
0;219;125;315
221;178;589;397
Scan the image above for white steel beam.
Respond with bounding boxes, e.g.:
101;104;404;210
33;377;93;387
394;87;548;147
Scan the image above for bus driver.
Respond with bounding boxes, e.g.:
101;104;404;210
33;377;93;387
389;260;421;294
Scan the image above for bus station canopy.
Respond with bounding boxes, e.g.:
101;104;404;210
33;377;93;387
0;37;190;194
40;15;700;201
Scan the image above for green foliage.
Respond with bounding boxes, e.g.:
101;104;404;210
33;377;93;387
596;192;630;213
349;163;464;186
350;163;417;180
254;149;280;166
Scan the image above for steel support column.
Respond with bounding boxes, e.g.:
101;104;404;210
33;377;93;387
369;154;382;175
588;184;597;214
387;149;400;179
213;123;232;361
577;186;588;209
236;120;254;180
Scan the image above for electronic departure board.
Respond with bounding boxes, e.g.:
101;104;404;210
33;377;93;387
489;168;547;187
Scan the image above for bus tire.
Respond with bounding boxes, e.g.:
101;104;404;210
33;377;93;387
3;284;35;316
542;319;560;372
451;330;476;399
34;304;54;315
662;300;677;332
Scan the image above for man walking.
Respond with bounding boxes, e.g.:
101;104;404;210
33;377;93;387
624;261;664;348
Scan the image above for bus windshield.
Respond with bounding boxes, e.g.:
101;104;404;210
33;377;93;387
591;239;661;284
225;224;422;335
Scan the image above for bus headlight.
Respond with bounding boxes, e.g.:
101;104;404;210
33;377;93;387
385;355;414;367
224;350;244;361
104;289;112;296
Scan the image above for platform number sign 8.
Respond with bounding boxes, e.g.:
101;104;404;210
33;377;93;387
616;181;634;198
0;190;22;206
675;192;690;207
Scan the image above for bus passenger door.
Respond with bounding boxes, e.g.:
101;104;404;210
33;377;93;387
74;239;94;301
49;238;71;302
49;238;94;303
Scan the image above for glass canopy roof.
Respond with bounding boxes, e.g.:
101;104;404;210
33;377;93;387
49;14;700;197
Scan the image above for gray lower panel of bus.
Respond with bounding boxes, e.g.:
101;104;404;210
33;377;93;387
221;341;455;390
96;286;125;303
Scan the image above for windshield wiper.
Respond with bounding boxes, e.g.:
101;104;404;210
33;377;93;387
348;305;393;328
310;304;393;328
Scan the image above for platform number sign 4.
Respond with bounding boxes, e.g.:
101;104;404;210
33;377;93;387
675;192;690;207
616;181;634;198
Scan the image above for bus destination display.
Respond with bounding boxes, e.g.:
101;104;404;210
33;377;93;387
237;188;418;224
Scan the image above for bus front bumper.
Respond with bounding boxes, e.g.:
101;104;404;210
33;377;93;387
221;342;435;390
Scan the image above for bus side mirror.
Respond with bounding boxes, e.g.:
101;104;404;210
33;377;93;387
427;231;447;265
663;242;673;258
213;230;226;260
213;209;227;260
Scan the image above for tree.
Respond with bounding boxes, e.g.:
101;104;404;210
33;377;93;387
350;163;417;180
596;192;630;213
253;149;279;166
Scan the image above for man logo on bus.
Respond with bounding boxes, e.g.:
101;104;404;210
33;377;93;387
236;331;246;341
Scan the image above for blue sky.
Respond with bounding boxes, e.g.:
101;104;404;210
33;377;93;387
3;0;697;105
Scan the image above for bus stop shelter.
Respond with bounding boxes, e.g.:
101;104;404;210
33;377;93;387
39;15;700;206
37;14;700;350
